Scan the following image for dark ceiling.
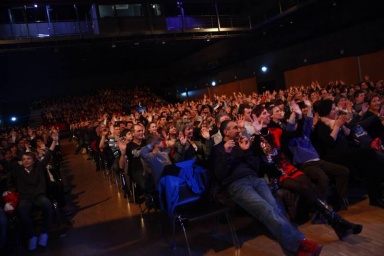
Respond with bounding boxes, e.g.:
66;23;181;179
2;0;380;69
0;0;383;121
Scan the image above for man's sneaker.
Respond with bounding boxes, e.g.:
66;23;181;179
38;233;49;247
297;239;322;256
28;236;38;251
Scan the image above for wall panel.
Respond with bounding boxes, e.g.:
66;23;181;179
359;51;384;82
284;56;360;88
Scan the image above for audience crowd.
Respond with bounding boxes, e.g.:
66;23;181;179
1;76;384;255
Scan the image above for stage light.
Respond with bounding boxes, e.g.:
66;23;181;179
34;4;38;8
11;117;17;122
261;66;268;73
211;81;216;86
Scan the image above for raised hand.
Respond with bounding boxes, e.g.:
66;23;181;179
235;114;245;129
179;131;187;145
51;132;59;142
251;114;263;133
290;101;302;116
224;139;236;153
200;127;210;140
118;139;127;152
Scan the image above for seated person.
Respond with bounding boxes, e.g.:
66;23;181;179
137;135;173;187
284;101;349;210
251;105;361;240
125;124;147;201
7;133;59;251
139;134;208;216
171;123;213;167
360;94;384;143
312;99;384;208
212;120;322;255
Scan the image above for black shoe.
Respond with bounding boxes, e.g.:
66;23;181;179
339;219;363;235
370;198;384;208
332;220;354;240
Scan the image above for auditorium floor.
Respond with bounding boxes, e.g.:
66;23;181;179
9;139;384;256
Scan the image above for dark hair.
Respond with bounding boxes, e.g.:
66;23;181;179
214;112;230;127
353;90;365;100
121;129;130;137
219;120;232;137
334;94;347;105
316;99;334;117
237;104;250;115
22;151;37;162
367;93;380;105
180;122;193;135
274;99;285;106
251;104;266;118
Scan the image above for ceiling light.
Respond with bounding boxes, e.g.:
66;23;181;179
261;66;268;73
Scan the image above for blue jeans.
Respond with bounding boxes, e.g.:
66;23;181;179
227;175;305;255
0;207;6;248
17;195;53;239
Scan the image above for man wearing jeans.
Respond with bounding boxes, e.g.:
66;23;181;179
8;133;59;251
211;120;322;256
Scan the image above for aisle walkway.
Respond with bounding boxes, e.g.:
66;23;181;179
14;139;384;256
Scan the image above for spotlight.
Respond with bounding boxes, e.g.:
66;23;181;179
211;81;216;86
34;4;38;8
261;66;268;73
11;117;17;122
